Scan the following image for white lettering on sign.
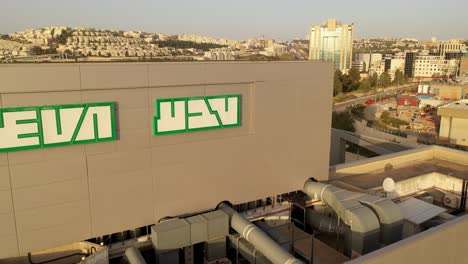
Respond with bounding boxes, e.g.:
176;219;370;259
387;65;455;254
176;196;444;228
0;102;116;152
153;94;241;135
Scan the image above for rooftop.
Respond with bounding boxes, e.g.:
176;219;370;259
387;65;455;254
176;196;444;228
334;158;468;190
441;99;468;109
438;99;468;118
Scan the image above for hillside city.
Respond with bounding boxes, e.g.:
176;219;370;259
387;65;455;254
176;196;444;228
0;26;304;63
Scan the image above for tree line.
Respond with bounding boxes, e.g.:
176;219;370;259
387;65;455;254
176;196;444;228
334;68;407;96
155;40;227;51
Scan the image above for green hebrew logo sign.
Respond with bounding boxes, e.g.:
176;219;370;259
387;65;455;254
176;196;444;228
153;94;241;135
0;102;116;152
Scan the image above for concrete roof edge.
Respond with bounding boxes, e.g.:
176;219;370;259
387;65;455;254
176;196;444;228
344;214;468;264
330;146;436;172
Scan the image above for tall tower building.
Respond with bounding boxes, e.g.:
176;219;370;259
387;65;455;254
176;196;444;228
309;19;354;72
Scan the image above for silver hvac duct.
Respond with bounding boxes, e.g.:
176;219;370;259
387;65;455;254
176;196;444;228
303;180;381;234
303;179;404;255
359;198;403;244
124;247;147;264
218;203;304;264
305;208;347;234
303;180;381;255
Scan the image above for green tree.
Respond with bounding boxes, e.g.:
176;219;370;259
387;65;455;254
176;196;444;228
332;111;355;132
156;40;227;51
348;67;361;84
55;30;72;45
379;71;392;87
359;78;371;92
369;72;378;87
340;74;353;93
333;70;343;96
29;46;43;55
392;69;406;85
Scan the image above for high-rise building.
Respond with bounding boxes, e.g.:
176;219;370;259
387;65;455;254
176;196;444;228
404;52;417;78
309;18;354;72
438;39;466;57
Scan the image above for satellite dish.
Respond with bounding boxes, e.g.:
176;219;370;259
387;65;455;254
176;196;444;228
383;178;395;192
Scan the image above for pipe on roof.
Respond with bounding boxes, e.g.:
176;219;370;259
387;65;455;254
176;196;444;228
303;179;404;249
218;203;303;264
303;180;380;234
124;247;146;264
306;208;347;234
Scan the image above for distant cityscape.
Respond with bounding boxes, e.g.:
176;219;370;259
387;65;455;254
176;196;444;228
0;22;467;85
0;26;305;63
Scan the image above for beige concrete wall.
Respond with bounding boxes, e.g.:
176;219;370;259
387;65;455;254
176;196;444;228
439;116;451;139
439;116;468;146
449;117;468;146
434;85;463;100
329;147;435;180
460;57;468;75
346;214;468;264
0;61;333;258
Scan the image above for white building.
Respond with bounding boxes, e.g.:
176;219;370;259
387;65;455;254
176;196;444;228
388;57;405;80
438;39;466;57
352;60;366;72
369;60;386;76
203;48;234;60
265;43;288;56
414;55;459;78
357;53;383;72
309;19;354;72
438;99;468;146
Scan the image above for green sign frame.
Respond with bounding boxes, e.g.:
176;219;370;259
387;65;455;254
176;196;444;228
0;102;116;153
153;94;241;135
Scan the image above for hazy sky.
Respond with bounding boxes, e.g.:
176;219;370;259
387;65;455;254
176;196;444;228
2;0;467;40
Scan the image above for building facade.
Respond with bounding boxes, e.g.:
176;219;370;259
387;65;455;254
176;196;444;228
357;53;382;72
369;60;386;77
438;100;468;146
309;19;354;72
388;56;405;81
404;52;417;78
414;55;458;78
352;60;366;72
460;57;468;76
0;61;333;258
438;39;466;57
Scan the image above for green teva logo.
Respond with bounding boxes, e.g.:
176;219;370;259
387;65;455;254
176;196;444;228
0;102;116;152
153;94;241;135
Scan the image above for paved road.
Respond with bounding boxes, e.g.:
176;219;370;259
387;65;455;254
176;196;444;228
333;85;417;112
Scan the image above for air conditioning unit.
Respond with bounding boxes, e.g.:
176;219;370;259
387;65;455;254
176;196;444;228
443;193;460;209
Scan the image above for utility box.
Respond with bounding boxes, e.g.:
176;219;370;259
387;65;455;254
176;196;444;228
151;219;191;250
186;215;208;244
202;210;229;240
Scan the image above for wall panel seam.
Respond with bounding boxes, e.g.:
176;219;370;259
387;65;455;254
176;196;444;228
5;153;20;256
10;174;88;191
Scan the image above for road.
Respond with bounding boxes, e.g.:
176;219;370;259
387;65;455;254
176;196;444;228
333;85;417;112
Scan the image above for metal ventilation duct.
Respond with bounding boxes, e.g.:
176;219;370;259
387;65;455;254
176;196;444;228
218;203;303;264
124;247;147;264
303;180;403;254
